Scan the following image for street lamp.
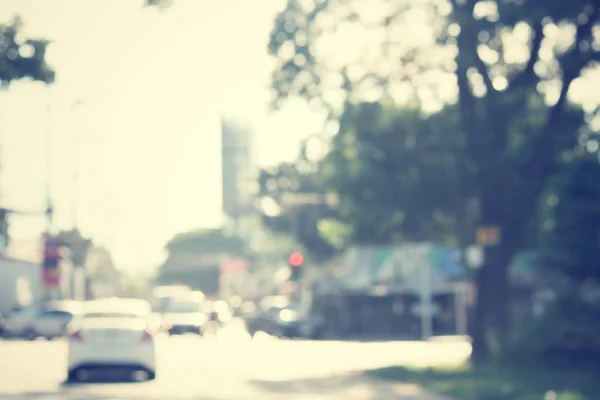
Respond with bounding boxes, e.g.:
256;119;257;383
44;86;54;233
71;99;85;230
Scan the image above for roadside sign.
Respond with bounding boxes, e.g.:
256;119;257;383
42;268;60;287
476;226;501;246
42;235;62;287
219;259;248;273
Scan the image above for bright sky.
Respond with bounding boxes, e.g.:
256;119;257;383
0;0;598;275
0;0;326;274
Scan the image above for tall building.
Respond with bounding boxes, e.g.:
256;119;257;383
220;118;256;219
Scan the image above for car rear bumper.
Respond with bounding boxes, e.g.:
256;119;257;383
68;342;156;372
67;362;155;377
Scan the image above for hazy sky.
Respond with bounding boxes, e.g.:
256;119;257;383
0;0;325;274
0;0;598;275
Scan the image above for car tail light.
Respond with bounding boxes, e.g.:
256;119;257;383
69;330;85;342
140;330;153;342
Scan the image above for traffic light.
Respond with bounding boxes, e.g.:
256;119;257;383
288;252;304;267
288;252;304;281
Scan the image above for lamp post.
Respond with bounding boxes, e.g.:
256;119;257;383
43;87;58;300
44;89;54;234
70;99;85;229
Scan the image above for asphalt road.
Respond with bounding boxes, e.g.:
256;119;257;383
0;320;470;400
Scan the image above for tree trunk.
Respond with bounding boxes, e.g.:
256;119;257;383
489;246;513;335
471;264;491;363
471;231;518;363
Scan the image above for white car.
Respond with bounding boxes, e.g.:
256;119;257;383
66;298;157;382
161;297;207;335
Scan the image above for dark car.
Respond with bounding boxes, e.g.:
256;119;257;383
269;304;305;338
244;297;307;338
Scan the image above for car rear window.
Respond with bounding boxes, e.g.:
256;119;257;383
82;312;141;319
82;299;151;318
165;301;201;313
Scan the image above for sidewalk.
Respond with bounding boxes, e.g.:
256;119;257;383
249;371;454;399
349;373;454;400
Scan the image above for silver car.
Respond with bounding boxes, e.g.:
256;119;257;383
3;301;82;340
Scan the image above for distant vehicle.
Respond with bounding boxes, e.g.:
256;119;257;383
271;303;308;338
66;298;157;382
152;285;191;299
161;297;206;336
2;300;82;340
151;285;192;313
243;297;313;338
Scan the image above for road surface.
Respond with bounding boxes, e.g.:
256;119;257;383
0;320;469;399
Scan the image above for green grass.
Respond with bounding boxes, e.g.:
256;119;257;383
367;363;598;400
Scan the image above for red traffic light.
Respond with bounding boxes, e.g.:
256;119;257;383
288;252;304;267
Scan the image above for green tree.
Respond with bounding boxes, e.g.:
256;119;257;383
0;16;54;238
519;151;600;368
258;152;340;262
268;0;597;361
0;16;54;86
324;101;473;246
541;153;600;286
165;228;247;256
158;228;252;294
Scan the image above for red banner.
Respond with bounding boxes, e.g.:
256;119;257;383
42;235;62;287
42;268;60;286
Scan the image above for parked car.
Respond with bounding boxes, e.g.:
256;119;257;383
2;300;82;340
244;296;297;337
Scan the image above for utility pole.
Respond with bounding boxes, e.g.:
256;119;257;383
45;95;53;233
71;100;84;230
44;88;57;300
70;99;87;301
290;204;301;245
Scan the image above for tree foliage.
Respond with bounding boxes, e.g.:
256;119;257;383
268;0;599;361
540;154;600;286
257;153;340;262
165;228;247;256
324;101;473;245
515;154;600;368
0;16;55;86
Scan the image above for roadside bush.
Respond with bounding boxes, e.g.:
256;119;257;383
501;291;600;371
